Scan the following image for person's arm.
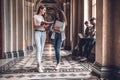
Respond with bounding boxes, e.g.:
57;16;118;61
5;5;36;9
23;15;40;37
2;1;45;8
60;22;65;32
90;26;96;37
53;27;61;33
33;17;44;29
43;21;53;29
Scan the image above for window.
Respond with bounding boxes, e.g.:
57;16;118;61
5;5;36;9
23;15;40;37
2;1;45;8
92;0;96;17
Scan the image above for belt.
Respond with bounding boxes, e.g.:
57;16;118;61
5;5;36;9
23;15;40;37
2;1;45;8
35;30;45;32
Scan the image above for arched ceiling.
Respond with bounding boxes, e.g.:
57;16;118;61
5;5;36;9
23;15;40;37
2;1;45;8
34;0;66;11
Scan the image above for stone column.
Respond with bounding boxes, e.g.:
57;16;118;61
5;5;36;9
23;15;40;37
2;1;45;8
17;0;24;57
16;0;19;57
77;0;84;34
3;0;11;58
63;1;71;50
111;0;120;79
27;2;33;51
92;0;113;78
70;0;78;50
30;3;33;51
70;0;73;50
24;0;28;51
0;0;3;59
12;0;17;57
31;0;34;49
70;0;83;50
10;0;14;58
88;0;92;19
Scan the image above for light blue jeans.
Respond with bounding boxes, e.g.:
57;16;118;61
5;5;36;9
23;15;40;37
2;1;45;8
34;31;46;64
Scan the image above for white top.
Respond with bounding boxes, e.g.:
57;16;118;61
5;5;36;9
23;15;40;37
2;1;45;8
51;21;66;41
54;20;65;31
33;15;45;31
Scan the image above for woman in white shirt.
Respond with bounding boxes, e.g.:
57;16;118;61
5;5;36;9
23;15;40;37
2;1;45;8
33;5;49;72
51;10;67;70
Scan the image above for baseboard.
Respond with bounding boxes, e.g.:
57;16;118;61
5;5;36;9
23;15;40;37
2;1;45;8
92;62;120;80
3;50;25;59
114;66;120;80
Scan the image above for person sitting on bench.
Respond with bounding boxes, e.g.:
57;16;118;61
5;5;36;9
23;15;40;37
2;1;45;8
80;17;96;61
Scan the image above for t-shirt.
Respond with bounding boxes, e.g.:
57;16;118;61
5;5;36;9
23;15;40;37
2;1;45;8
34;15;45;31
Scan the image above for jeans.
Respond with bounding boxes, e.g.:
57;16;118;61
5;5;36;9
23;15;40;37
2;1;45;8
84;38;96;58
34;31;46;64
78;38;89;57
52;33;62;64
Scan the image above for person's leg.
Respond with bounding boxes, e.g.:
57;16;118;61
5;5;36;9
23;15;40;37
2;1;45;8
54;33;62;69
40;32;46;62
78;39;87;57
80;39;89;61
87;38;96;58
34;31;43;72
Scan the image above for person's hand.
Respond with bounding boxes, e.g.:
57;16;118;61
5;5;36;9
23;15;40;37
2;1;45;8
53;27;60;33
86;36;90;38
54;26;60;30
44;24;50;29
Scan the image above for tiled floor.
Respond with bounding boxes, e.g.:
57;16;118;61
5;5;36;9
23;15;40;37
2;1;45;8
0;44;99;80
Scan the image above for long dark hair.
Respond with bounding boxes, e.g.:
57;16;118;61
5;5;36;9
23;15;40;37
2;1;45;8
55;10;65;22
37;5;46;19
37;5;46;14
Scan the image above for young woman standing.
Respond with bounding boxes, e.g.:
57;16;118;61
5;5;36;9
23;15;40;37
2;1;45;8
33;5;50;72
51;10;67;70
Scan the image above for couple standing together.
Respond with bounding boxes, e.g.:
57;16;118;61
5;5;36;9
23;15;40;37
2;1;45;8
33;5;67;72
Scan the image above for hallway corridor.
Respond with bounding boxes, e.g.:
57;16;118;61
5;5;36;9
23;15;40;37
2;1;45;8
0;43;99;80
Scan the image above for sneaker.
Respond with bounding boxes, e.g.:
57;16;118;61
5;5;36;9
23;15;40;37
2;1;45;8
55;64;60;70
80;57;87;61
38;67;43;72
75;56;82;60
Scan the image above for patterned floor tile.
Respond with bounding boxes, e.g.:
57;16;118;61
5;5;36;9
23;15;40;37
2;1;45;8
0;44;99;80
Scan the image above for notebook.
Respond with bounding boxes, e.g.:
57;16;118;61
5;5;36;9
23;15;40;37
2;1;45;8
78;33;84;38
54;20;64;30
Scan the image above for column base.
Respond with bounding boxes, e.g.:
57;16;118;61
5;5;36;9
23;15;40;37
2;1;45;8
5;52;12;58
114;66;120;80
92;62;120;80
3;50;25;59
13;51;18;58
18;50;24;57
27;46;33;51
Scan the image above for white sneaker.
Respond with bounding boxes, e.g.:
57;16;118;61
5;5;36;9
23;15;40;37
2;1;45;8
41;67;45;69
80;57;87;61
55;64;60;70
38;67;43;72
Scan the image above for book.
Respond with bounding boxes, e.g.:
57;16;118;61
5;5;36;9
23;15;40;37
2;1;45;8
54;20;64;30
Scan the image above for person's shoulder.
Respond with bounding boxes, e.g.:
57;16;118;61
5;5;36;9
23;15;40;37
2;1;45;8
33;15;38;19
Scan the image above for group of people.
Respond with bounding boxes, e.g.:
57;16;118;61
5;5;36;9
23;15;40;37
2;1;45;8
75;17;96;62
33;5;67;72
33;5;96;73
